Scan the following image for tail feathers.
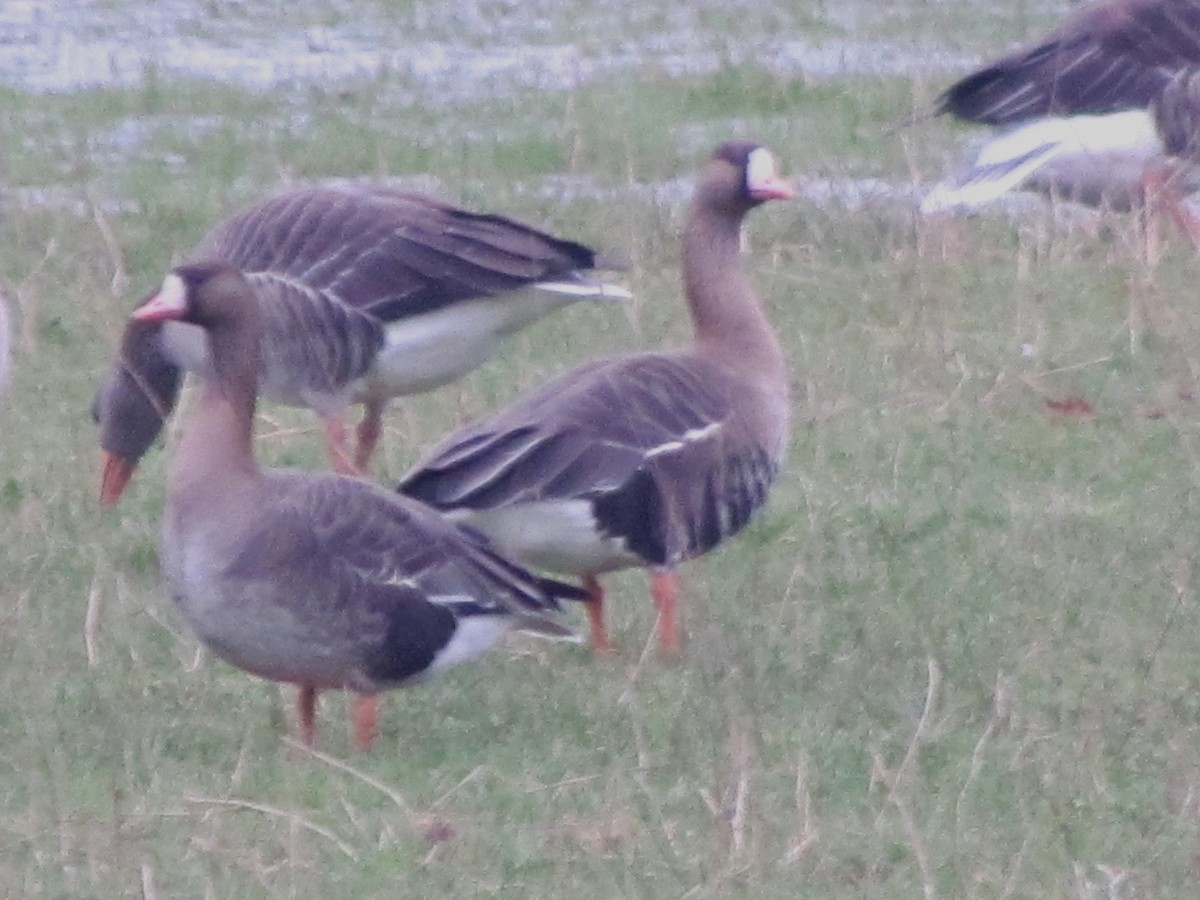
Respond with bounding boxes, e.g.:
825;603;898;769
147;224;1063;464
536;574;589;605
589;248;631;272
508;571;589;641
920;141;1066;214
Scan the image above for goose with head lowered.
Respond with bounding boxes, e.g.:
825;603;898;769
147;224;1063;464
398;142;794;656
129;262;582;751
94;185;630;504
921;0;1200;232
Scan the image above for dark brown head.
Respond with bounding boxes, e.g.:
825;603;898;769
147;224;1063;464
133;262;258;329
696;142;795;214
93;314;182;507
97;263;256;506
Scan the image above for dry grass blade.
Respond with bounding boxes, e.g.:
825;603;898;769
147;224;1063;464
84;572;102;667
283;738;414;818
87;186;128;297
183;795;358;859
871;657;941;900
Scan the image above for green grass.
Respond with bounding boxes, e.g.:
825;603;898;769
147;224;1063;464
4;1;1200;896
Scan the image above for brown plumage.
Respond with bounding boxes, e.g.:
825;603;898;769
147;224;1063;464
935;0;1200;127
398;142;793;656
131;262;580;750
93;185;629;504
925;0;1200;226
1155;67;1200;157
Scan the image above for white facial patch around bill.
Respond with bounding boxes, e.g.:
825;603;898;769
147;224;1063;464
745;147;777;195
157;273;189;314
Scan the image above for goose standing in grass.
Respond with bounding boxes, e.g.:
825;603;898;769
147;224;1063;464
130;262;581;751
397;142;793;656
920;0;1200;227
93;185;630;504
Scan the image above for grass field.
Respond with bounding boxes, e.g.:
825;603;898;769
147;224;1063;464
4;1;1200;896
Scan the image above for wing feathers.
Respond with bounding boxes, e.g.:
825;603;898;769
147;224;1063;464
192;186;618;325
935;0;1200;127
399;355;783;567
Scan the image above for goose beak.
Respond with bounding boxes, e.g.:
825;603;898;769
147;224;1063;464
133;273;188;323
99;450;136;507
749;176;796;202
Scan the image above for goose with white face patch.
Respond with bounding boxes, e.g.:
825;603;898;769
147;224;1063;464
398;142;794;657
128;262;582;751
921;0;1200;233
92;184;630;505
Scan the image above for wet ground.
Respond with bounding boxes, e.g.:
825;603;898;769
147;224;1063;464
0;1;1080;221
0;0;974;98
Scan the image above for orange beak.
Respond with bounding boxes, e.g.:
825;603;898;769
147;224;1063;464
99;450;136;507
750;175;796;202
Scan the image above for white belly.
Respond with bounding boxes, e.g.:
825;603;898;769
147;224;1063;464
364;289;573;398
449;500;641;575
426;614;510;674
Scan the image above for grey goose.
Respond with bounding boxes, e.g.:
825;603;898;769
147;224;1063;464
129;262;582;751
94;185;629;504
398;142;794;656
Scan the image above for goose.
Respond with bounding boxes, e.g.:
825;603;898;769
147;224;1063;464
397;142;793;656
130;261;582;751
921;0;1200;228
94;185;630;504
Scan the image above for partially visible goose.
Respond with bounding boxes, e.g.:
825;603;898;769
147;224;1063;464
130;261;581;750
397;142;793;656
94;185;630;504
920;0;1200;222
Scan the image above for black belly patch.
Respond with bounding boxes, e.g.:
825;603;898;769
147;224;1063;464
362;598;459;685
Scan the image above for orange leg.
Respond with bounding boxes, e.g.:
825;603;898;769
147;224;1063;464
354;402;384;474
583;574;613;654
650;570;681;658
323;414;360;475
352;694;379;752
297;685;318;748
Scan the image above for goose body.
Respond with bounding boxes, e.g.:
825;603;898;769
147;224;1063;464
132;264;579;750
399;142;793;655
921;109;1168;213
923;0;1200;217
95;185;629;503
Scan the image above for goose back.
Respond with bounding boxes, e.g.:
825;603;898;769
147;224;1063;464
936;0;1200;126
399;353;785;572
